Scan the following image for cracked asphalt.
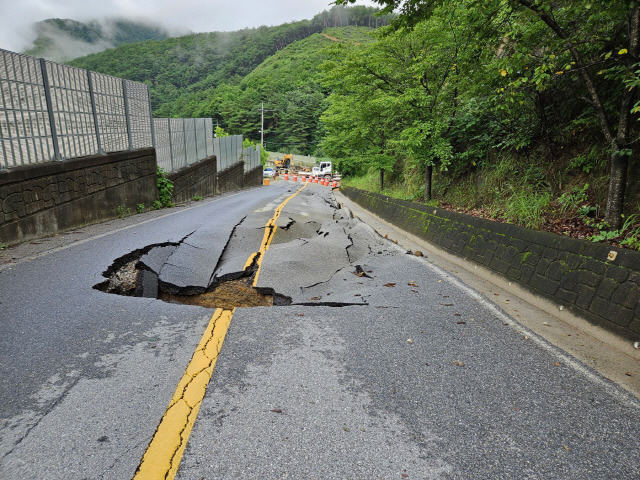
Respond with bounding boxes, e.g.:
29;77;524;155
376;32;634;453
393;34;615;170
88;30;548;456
1;180;639;479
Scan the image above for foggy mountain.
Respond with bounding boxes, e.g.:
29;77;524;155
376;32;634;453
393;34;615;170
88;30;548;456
23;18;176;62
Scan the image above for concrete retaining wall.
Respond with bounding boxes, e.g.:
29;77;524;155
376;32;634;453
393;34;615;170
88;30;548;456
341;186;640;340
169;155;217;204
217;161;244;194
1;149;157;245
244;166;263;188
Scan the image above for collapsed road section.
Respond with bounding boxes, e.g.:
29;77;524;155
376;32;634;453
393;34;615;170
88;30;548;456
95;186;375;309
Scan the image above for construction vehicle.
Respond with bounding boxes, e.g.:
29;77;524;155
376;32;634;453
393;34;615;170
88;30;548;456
275;154;292;172
308;161;334;180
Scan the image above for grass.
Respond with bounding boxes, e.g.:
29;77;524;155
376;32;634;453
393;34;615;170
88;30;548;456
342;170;421;202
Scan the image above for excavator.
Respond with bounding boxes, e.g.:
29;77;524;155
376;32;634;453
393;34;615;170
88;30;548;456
275;153;293;172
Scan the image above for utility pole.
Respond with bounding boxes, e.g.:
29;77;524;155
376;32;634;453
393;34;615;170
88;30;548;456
259;103;277;149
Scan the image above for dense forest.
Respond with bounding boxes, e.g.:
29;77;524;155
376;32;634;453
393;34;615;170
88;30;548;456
65;2;640;249
69;6;391;119
324;0;640;248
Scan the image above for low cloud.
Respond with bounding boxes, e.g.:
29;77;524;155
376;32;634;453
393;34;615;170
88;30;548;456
0;0;378;54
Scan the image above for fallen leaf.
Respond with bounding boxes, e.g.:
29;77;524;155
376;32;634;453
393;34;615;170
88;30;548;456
456;321;466;325
407;339;413;344
308;296;321;301
543;322;551;326
402;475;409;478
453;313;462;316
441;303;453;306
270;409;283;414
563;445;570;451
453;361;465;367
414;251;423;257
625;371;633;377
384;283;396;287
411;289;419;293
343;426;351;432
408;281;419;287
553;362;560;367
296;313;305;317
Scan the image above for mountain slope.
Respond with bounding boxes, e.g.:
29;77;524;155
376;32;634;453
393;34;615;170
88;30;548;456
172;26;376;154
69;20;324;116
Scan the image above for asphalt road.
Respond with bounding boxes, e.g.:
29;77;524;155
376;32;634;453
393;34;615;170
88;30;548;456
1;180;639;479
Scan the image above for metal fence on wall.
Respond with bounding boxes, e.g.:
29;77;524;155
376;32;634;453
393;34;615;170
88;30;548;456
213;135;243;172
153;117;215;172
0;49;156;169
0;48;258;174
242;144;261;172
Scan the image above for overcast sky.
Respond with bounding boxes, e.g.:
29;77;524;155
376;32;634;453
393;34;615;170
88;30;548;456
0;0;378;53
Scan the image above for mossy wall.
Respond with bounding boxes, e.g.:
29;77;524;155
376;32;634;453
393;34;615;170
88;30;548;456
342;186;640;340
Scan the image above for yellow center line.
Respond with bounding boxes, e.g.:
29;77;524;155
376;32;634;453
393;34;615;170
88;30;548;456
134;183;306;480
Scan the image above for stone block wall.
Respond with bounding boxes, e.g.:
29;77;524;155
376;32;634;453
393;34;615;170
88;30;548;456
217;161;245;194
341;186;640;340
243;166;263;188
168;155;217;204
1;148;157;245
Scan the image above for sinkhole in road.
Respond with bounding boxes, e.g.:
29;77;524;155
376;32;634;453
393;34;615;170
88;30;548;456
93;244;292;308
94;242;365;309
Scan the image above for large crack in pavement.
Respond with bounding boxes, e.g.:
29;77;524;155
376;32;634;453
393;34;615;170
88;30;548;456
94;190;371;310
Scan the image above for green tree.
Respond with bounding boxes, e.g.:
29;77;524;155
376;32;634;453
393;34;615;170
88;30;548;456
338;0;640;228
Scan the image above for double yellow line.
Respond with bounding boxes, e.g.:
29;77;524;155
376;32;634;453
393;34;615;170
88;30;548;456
135;183;307;479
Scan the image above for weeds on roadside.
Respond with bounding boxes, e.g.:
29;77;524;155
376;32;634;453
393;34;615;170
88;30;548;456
589;212;640;250
156;167;174;209
117;205;132;218
557;184;593;216
505;191;551;229
192;196;203;201
137;204;145;214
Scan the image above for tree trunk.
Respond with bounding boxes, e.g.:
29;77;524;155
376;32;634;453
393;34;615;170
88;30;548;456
424;164;433;201
604;148;629;230
380;169;385;191
517;2;640;229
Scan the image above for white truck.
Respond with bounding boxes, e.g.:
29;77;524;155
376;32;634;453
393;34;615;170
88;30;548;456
308;161;334;180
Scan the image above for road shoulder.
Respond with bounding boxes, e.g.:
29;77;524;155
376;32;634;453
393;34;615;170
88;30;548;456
335;190;640;399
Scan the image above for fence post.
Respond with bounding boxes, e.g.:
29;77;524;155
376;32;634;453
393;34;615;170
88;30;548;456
39;58;61;161
86;71;103;155
167;119;174;172
183;118;188;166
194;119;199;161
122;79;133;151
147;85;156;153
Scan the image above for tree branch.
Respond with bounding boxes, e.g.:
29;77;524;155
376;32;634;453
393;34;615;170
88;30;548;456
515;0;615;143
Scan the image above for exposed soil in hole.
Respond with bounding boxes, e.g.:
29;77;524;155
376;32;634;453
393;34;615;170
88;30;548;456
95;248;293;308
94;245;365;309
160;278;291;309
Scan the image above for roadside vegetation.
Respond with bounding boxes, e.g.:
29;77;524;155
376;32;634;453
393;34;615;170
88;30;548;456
330;0;640;250
66;2;640;250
